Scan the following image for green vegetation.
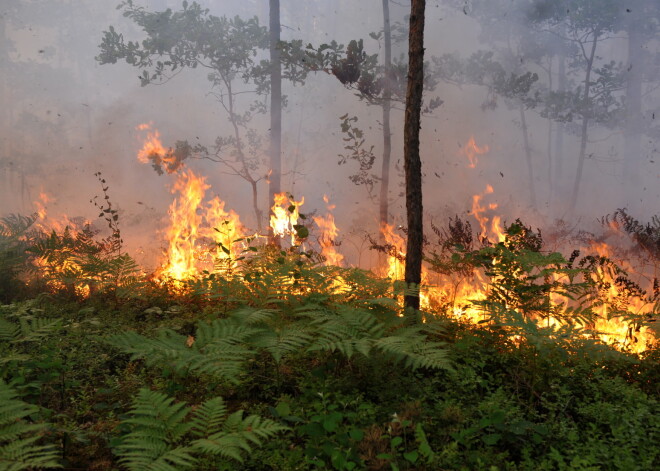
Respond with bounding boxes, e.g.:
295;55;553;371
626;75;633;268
0;214;658;470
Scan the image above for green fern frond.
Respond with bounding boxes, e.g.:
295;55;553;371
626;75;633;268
108;326;254;384
0;380;61;469
117;389;287;469
116;389;196;471
228;306;278;324
191;411;287;463
14;317;62;344
189;397;228;437
375;327;452;371
250;326;314;363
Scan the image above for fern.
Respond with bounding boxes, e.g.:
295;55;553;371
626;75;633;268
108;321;258;384
0;380;61;470
249;325;314;364
375;326;452;371
116;389;287;469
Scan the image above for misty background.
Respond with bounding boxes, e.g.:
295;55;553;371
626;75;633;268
1;0;658;268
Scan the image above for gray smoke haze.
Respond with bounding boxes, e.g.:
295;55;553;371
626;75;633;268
1;0;658;268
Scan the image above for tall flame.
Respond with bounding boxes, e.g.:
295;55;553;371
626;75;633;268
313;195;344;266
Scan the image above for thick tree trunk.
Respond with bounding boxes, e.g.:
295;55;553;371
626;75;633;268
269;0;282;243
403;0;425;312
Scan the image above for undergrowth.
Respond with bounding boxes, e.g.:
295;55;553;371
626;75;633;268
0;212;657;470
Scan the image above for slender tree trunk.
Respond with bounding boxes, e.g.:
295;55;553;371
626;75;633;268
403;0;425;312
546;60;553;201
269;0;282;243
569;32;599;213
519;104;537;210
378;0;393;269
227;81;263;231
623;24;643;191
553;53;566;204
379;0;392;230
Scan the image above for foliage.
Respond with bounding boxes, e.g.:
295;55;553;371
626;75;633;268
0;210;658;469
338;114;378;197
0;380;61;470
115;388;287;470
427;219;654;350
0;214;36;303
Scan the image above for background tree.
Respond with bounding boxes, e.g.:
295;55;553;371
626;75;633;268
98;0;271;229
532;0;625;213
268;0;282;243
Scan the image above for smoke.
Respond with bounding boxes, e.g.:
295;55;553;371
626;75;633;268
1;0;659;268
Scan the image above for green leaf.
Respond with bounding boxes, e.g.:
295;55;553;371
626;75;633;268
403;450;419;463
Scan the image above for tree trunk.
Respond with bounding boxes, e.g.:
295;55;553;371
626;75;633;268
623;23;643;194
379;0;392;230
569;32;599;213
553;53;566;204
269;0;282;243
519;104;537;210
403;0;425;312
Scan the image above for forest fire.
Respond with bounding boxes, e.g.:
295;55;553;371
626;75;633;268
120;126;659;352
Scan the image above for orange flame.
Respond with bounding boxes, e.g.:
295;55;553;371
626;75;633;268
462;136;490;168
270;192;304;246
157;169;246;283
313;195;344;266
471;184;505;242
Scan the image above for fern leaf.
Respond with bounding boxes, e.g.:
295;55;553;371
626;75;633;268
228;306;278;325
0;380;61;469
116;389;196;471
191;411;287;463
14;318;62;344
250;326;313;363
375;327;452;371
189;397;228;437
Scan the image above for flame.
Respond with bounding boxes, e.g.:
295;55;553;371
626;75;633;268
135;122;181;173
136;122;168;164
462;136;490;169
313;195;344;266
471;184;505;242
156;168;245;283
270;192;304;246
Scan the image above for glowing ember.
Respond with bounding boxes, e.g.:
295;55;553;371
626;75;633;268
313;195;344;266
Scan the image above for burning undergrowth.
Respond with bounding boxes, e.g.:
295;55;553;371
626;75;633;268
0;127;657;356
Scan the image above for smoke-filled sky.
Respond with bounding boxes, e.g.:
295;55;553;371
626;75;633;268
1;0;659;267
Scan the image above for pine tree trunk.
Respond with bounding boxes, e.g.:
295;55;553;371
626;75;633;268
403;0;425;312
269;0;282;243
